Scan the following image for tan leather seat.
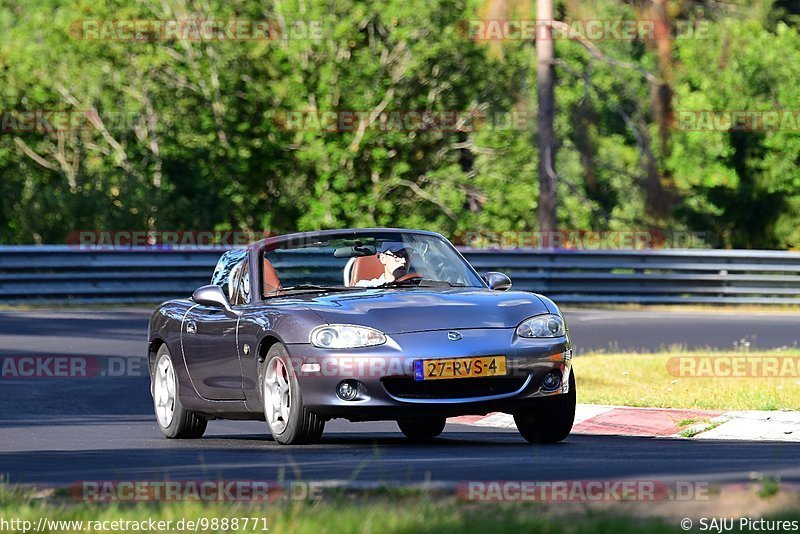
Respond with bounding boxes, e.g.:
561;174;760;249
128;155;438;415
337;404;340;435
349;255;384;286
263;258;282;293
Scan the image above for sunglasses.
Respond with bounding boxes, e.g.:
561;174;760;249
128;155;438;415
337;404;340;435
379;250;406;260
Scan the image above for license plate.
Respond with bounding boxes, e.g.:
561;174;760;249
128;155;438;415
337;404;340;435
413;356;507;381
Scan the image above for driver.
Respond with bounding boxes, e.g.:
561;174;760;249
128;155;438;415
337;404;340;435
355;246;412;287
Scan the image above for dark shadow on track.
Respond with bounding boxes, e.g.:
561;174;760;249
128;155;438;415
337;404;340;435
2;432;799;486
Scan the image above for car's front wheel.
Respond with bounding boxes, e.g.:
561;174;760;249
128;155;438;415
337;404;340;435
514;370;576;444
152;345;207;439
396;417;446;441
261;343;325;445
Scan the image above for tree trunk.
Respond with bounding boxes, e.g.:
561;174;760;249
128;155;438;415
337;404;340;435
647;0;675;219
537;0;557;233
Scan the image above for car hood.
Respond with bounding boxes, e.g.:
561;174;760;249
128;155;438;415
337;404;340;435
296;288;551;334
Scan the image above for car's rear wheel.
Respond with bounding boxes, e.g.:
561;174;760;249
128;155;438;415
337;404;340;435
261;343;325;445
152;345;207;439
514;370;576;444
397;417;446;441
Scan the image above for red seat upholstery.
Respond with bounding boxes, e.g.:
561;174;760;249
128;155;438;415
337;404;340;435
349;255;384;286
263;258;282;293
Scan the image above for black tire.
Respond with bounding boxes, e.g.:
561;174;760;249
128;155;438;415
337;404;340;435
397;417;447;441
514;370;576;444
152;345;207;439
260;343;325;445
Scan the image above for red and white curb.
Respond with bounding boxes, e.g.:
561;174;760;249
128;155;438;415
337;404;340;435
449;405;800;441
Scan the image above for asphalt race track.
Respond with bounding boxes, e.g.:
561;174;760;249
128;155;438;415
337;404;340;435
2;307;800;487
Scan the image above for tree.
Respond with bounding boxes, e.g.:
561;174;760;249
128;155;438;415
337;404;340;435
536;0;557;233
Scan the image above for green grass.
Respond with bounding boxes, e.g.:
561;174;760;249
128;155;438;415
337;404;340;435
4;490;800;533
678;420;725;438
2;485;800;533
757;477;782;499
576;350;800;411
0;490;676;533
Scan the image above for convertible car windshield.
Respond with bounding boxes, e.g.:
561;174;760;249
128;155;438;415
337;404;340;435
261;231;484;296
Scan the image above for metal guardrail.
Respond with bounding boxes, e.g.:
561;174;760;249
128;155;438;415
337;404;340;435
1;246;800;305
466;249;800;305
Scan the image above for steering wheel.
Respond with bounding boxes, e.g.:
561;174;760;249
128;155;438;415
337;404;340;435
395;273;423;283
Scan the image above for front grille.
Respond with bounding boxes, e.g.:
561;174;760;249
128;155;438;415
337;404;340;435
381;376;528;400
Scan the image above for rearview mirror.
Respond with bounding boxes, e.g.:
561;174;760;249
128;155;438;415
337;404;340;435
485;271;512;291
192;285;238;315
333;244;377;258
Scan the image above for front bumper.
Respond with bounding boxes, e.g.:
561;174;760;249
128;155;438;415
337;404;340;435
285;328;572;420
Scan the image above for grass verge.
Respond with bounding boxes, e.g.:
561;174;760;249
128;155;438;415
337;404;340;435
576;350;800;411
3;485;800;534
0;484;672;533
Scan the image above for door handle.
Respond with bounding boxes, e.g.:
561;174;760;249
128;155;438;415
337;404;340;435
185;320;197;335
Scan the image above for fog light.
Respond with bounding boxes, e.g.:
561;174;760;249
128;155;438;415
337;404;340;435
542;370;562;391
300;363;321;373
336;380;360;401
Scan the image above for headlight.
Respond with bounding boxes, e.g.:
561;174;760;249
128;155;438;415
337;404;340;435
516;314;566;338
310;325;387;349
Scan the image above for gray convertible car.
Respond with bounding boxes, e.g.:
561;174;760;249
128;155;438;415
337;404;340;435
148;228;575;444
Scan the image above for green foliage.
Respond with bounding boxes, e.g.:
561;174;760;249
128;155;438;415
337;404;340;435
1;0;799;248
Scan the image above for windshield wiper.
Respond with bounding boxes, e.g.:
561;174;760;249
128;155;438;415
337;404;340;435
380;278;423;288
381;279;465;288
271;285;354;294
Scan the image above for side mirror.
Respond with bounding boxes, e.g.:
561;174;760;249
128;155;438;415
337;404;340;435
485;271;512;291
192;285;238;315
